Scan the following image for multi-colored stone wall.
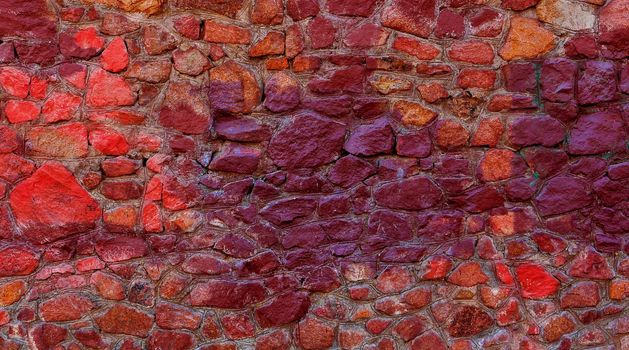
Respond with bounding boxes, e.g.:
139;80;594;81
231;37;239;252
0;0;628;348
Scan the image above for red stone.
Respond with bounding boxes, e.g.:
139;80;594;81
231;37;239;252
577;61;617;105
59;27;104;59
100;37;128;73
457;69;496;89
344;119;394;156
159;81;211;134
393;36;440;60
89;127;129;156
4;100;40;124
190;280;266;308
86;68;136;107
393;315;427;341
410;330;447;350
297;317;335;350
95;304;154;337
41;92;81;123
344;23;388;48
507;116;564;148
255;291;310;328
9;162;100;243
0;245;39;277
450;41;495;64
568;248;613;279
0;67;30;98
309;16;336;49
174;15;200;39
39;294;94;321
95;236;148;262
376;266;413;293
148;330;195;350
435;9;464;38
249;31;285;57
568;111;626;155
287;0;320;20
203;20;251;44
534;176;592;216
516;263;560;299
468;8;504;37
381;0;437;38
447;305;494;337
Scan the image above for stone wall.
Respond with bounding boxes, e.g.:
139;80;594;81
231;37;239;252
0;0;628;348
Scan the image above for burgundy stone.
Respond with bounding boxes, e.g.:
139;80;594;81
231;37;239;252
344;119;394;156
568;112;626;155
577;61;617;105
374;177;442;210
535;176;592;216
540;58;577;102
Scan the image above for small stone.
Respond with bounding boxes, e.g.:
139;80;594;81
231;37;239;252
125;60;172;83
499;17;556;61
0;280;26;306
543;314;575;342
344;119;394;156
95;304;154;337
59;27;105;59
173;47;210;76
433;119;469;150
174;15;200;39
435;9;464;38
468;8;504;37
264;72;300;113
392;36;440;60
4;100;40;124
448;40;494;64
268;114;346;169
577;61;617;105
100;37;128;73
203;20;251;44
374;177;442;210
457;69;496;89
40;294;94;321
209;143;262;174
392;100;437;127
297;317;335;350
209;60;260;114
251;0;283;24
101;13;140;35
327;155;376;188
376;266;413;293
381;0;437;38
540;58;577;102
190;280;266;308
255;291;310;328
396;129;432;158
89;127;129;156
159;81;211;134
308;16;336;49
249;31;285;57
501;0;538;9
597;0;629;58
221;313;255;340
287;0;319;20
448;305;494;337
560;282;600;308
344;23;388;48
516;263;559;299
86;0;162;14
148;330;195;350
95;237;148;262
86;68;135;107
143;25;178;55
507;116;564;148
393;315;428;341
448;262;489;286
0;67;30;98
568;247;613;279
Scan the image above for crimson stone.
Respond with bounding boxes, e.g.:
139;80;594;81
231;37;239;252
448;262;489;286
535;176;592;216
28;323;68;350
148;330;195;350
540;58;577;102
381;0;437;38
560;282;600;308
10;162;100;243
287;0;319;20
215;116;271;142
568;112;626;155
59;27;104;59
447;305;493;337
255;291;310;328
516;263;560;299
308;17;336;49
0;246;39;277
297;317;335;350
468;8;504;37
0;0;57;40
95;304;154;337
374;177;442;210
159;81;211;135
269;114;346;169
95;236;148;262
182;254;230;275
507;116;564;148
209;143;262;174
568;247;613;279
190;280;266;308
435;9;464;38
577;61;617;104
451;185;504;212
86;68;135;107
39;294;94;321
393;315;428;341
308;65;366;94
264;72;301;113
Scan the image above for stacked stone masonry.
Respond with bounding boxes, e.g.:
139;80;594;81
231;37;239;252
0;0;628;348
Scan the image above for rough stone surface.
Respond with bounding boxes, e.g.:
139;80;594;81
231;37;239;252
1;1;627;348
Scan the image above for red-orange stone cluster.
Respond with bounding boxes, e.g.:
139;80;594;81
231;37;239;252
0;0;628;348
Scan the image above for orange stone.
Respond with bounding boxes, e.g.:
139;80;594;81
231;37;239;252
393;100;438;127
499;17;556;61
203;20;251;44
471;117;503;147
0;281;26;306
478;149;527;182
610;279;629;300
248;31;285;57
81;0;163;14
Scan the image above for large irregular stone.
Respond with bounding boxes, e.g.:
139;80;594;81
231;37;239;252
0;246;39;277
568;247;614;279
209;61;261;114
39;294;94;321
499;17;556;61
536;0;596;31
255;291;311;328
568;112;626;155
577;61;617;105
264;72;301;113
327;155;376;188
540;58;577;102
374;177;442;210
534;176;592;216
268;114;346;169
447;305;494;337
95;304;154;337
86;68;136;107
59;27;105;59
344;119;394;156
507;116;564;148
190;280;266;308
95;236;148;262
25;123;88;159
9;162;101;244
159;81;211;134
380;0;437;38
0;0;57;40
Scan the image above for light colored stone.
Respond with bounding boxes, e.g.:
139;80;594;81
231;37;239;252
499;17;556;61
536;0;596;31
81;0;163;14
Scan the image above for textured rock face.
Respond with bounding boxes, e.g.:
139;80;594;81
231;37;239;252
1;0;628;348
9;162;101;244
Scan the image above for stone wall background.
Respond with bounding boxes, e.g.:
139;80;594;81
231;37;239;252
0;0;628;348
